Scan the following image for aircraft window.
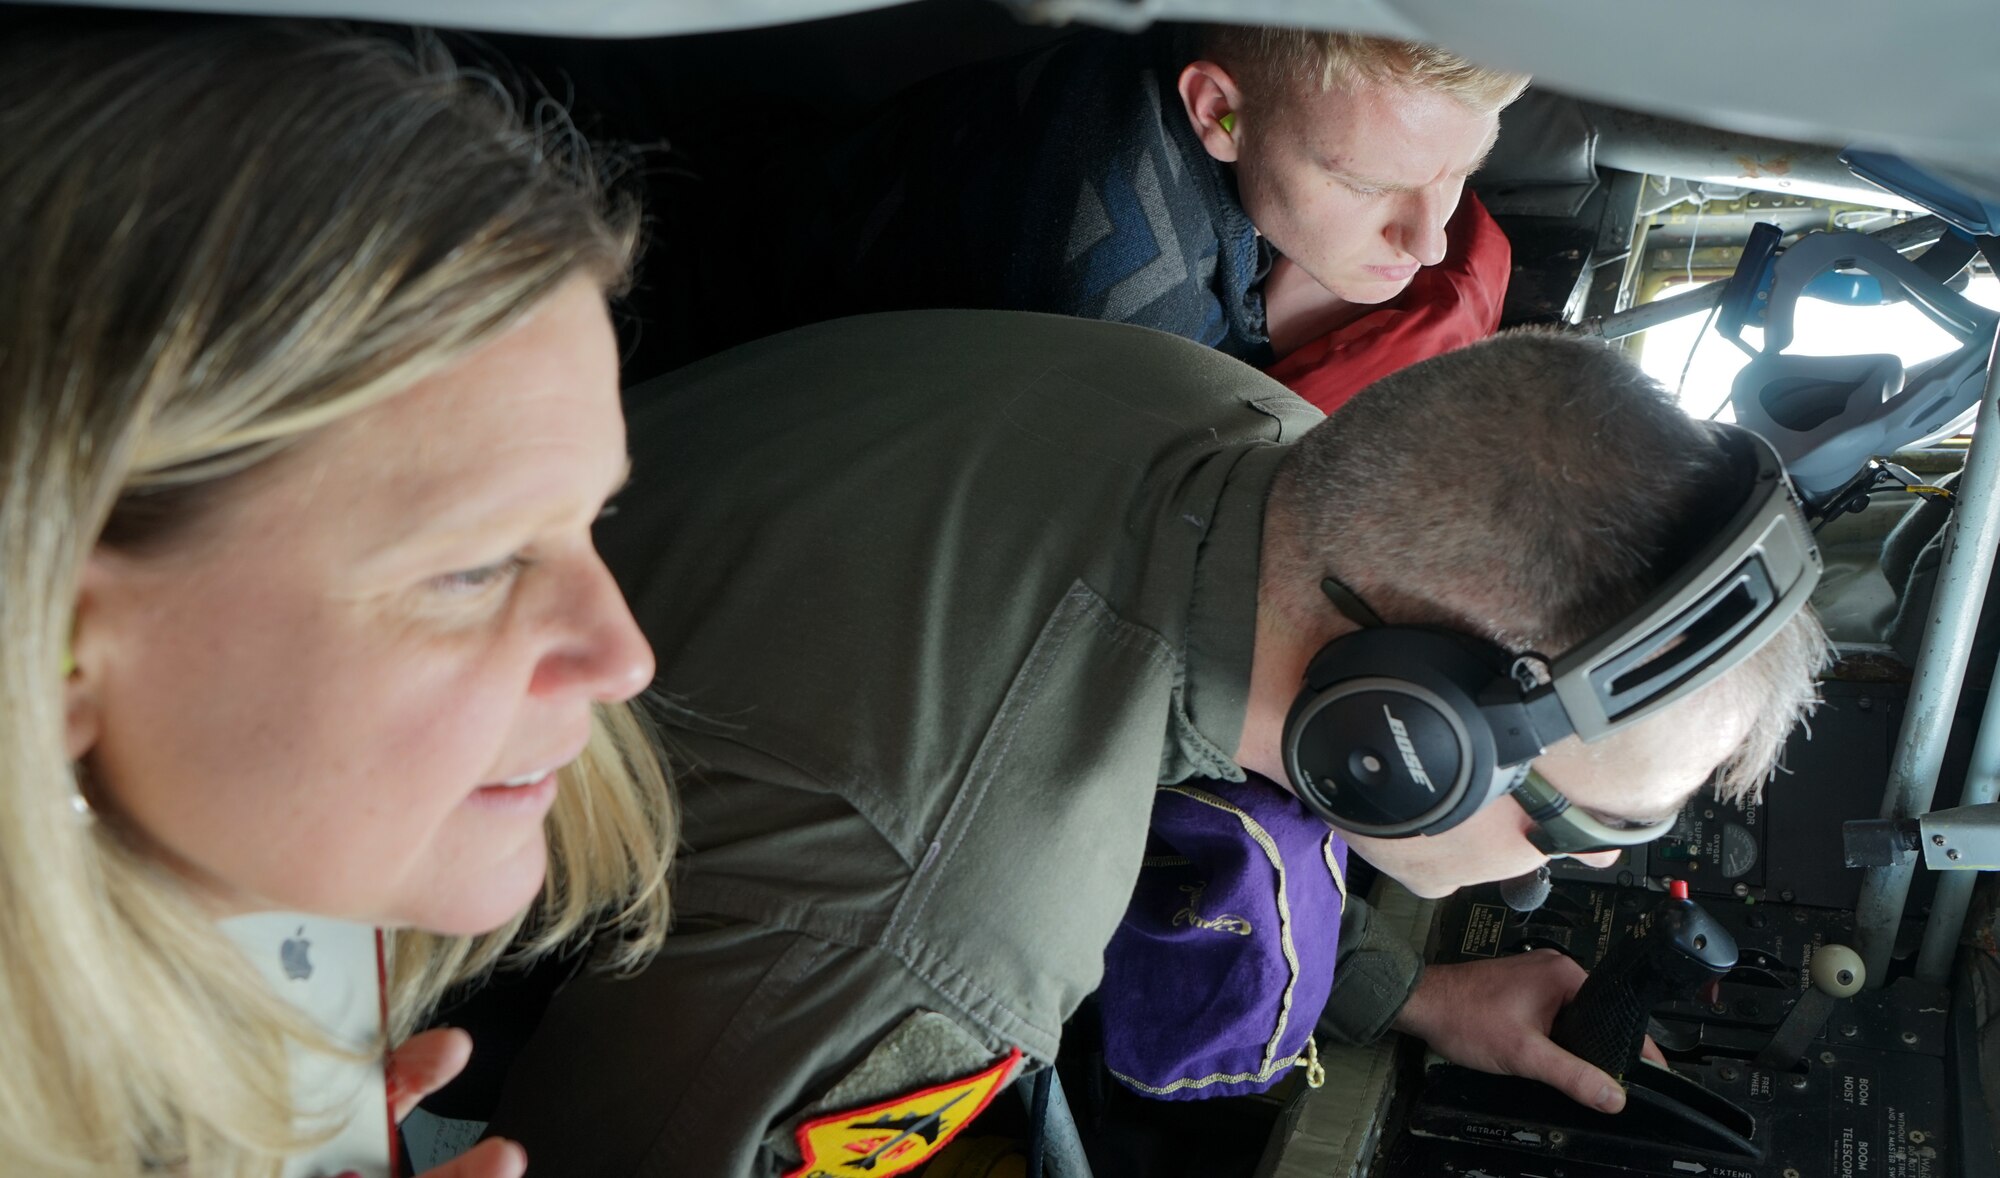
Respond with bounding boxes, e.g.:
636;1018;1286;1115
1639;271;2000;423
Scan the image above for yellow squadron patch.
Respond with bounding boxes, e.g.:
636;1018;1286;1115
783;1047;1023;1178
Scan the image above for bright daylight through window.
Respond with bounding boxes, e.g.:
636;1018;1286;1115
1641;270;2000;427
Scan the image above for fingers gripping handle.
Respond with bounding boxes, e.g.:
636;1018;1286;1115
1551;887;1738;1081
1550;935;1665;1081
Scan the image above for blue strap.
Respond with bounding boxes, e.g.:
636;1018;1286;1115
1020;1067;1094;1178
1027;1070;1052;1178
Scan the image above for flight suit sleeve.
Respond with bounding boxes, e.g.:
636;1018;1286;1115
1315;893;1425;1046
481;918;1023;1178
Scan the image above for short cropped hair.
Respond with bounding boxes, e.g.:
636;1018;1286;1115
1262;330;1828;800
1204;25;1530;111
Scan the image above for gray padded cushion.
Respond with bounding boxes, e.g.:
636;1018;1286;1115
1475;89;1600;219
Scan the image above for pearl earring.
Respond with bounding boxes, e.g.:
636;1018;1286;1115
61;645;92;819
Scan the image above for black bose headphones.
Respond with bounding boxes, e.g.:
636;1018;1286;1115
1281;424;1821;839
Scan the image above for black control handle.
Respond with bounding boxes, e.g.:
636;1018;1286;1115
1550;886;1737;1081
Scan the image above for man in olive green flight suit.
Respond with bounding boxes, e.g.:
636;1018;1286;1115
482;310;1820;1176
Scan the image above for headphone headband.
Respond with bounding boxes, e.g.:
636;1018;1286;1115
1538;425;1819;741
1282;422;1821;838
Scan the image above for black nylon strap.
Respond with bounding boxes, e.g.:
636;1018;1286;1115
1320;576;1385;628
1915;231;1978;285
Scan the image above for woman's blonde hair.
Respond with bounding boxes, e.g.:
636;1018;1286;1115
0;18;675;1175
1204;25;1530;111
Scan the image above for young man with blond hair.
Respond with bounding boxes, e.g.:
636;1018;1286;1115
756;24;1524;404
1190;27;1524;338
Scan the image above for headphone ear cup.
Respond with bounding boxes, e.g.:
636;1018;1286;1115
1287;678;1471;834
1283;627;1522;838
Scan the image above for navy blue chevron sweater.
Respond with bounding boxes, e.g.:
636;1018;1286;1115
774;30;1275;364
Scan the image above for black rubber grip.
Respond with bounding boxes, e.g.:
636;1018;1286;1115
1551;898;1737;1080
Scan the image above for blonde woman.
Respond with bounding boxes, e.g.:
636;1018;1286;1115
1;18;676;1177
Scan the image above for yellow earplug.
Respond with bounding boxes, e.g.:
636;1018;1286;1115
1219;112;1237;135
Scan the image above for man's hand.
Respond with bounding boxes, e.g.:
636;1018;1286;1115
1390;949;1666;1113
380;1028;529;1178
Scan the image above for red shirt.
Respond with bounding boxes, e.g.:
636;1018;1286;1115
1264;191;1510;414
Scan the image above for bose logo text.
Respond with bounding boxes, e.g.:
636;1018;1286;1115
1382;706;1437;793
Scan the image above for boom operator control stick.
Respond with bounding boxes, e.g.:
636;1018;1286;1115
1551;881;1738;1082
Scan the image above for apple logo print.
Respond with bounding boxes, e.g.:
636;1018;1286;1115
280;926;314;982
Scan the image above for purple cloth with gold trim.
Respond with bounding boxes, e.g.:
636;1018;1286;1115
1099;773;1349;1100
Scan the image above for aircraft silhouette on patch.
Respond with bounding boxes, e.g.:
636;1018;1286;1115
837;1090;973;1170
